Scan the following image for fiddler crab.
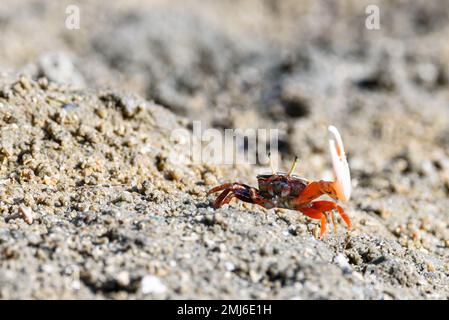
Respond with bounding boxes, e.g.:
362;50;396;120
208;125;352;239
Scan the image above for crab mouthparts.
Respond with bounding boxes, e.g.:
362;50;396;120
328;125;351;202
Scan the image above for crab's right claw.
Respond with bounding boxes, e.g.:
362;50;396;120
328;125;351;202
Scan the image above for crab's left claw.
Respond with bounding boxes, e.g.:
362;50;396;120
328;125;351;202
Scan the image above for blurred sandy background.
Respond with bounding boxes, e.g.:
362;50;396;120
0;0;448;299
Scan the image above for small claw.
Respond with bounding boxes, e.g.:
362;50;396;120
328;125;351;202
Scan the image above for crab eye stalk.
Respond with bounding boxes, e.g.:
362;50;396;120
287;156;299;176
328;125;351;202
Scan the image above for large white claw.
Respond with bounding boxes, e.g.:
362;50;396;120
328;125;351;202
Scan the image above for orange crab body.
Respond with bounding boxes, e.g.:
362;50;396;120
208;126;352;239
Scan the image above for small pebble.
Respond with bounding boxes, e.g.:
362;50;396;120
19;205;33;224
224;262;235;271
62;103;79;110
334;253;352;273
116;271;130;287
141;275;167;294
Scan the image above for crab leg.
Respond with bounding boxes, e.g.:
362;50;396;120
208;183;274;209
298;200;352;238
207;183;240;195
208;183;251;208
249;188;275;209
299;207;327;239
212;188;234;207
309;200;352;229
329;211;337;233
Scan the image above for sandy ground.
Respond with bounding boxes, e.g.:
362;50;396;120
0;0;448;299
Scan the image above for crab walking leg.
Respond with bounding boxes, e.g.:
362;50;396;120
309;200;352;229
329;211;337;233
208;183;243;195
209;183;252;208
212;188;234;208
299;207;327;239
336;206;351;230
248;188;275;209
208;183;274;209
